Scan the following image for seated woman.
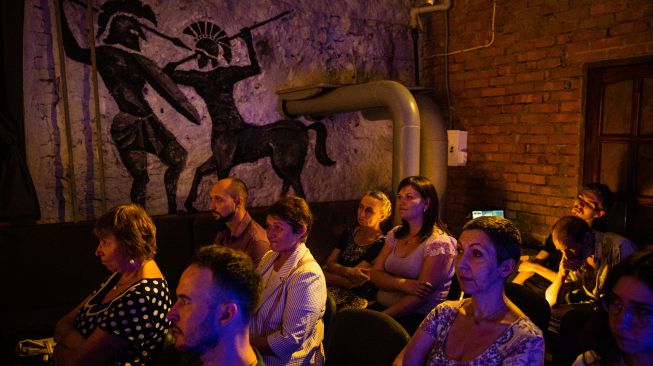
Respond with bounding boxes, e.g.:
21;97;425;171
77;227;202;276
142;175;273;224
394;216;545;366
324;190;391;309
54;204;171;366
250;196;326;366
573;248;653;366
370;176;457;334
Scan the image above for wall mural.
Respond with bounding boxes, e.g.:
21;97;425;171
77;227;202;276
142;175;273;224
24;0;412;222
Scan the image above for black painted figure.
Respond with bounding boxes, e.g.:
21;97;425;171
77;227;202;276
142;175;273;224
58;0;200;213
164;20;335;211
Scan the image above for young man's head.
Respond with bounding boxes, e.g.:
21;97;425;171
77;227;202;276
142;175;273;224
572;183;612;226
167;245;261;354
209;178;249;225
552;216;595;268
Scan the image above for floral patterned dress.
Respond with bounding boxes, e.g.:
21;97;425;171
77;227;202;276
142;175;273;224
420;301;545;366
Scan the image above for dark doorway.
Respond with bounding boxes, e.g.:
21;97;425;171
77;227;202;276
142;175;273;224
584;57;653;246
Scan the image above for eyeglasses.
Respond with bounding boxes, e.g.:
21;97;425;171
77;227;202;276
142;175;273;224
601;294;653;329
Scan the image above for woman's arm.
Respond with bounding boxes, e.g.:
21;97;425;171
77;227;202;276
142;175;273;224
324;248;370;289
392;327;435;366
54;327;128;366
54;293;94;348
382;254;451;317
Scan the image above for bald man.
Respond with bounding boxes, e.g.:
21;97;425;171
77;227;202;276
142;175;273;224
209;178;269;264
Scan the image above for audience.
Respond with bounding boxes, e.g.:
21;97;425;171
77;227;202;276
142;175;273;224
573;248;653;366
393;216;544;366
324;190;391;309
167;245;264;366
545;216;637;308
514;183;619;294
249;196;326;365
209;177;270;265
371;176;456;334
54;204;171;365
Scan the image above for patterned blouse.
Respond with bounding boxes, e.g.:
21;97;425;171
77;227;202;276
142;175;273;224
74;272;172;365
377;226;457;314
420;301;545;366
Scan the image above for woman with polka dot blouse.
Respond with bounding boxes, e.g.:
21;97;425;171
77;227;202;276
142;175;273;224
54;204;171;365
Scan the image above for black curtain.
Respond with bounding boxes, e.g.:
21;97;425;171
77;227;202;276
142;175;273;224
1;0;41;224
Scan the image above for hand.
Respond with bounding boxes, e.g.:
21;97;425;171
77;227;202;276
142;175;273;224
346;267;370;286
561;256;584;272
517;261;536;273
240;27;252;41
402;279;433;298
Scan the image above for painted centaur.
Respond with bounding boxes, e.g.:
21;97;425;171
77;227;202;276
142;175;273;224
165;18;335;211
184;119;335;211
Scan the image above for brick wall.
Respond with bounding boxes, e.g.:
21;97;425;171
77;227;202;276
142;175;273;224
420;0;653;243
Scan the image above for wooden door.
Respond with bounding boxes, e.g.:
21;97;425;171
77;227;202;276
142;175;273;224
584;58;653;246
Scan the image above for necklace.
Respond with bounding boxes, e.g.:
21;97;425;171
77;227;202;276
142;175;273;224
113;260;147;291
469;300;507;325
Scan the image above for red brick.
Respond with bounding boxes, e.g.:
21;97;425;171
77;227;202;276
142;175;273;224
537;58;562;69
465;79;489;88
514;94;543;104
530;103;560;113
549;90;580;101
534;36;556;48
518;174;546;185
610;21;649;36
560;101;581;112
517;50;548;62
532;165;557;175
506;164;532;174
490;75;515;86
481;87;507;97
519;193;548;205
516;70;545;82
533;81;566;91
546;176;578;187
591;3;626;15
506;83;535;94
505;182;532;193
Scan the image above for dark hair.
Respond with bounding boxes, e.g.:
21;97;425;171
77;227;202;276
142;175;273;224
552;216;592;249
583;183;612;212
461;216;522;266
584;248;653;366
395;176;445;241
268;196;313;240
94;203;157;260
191;245;262;321
225;177;249;203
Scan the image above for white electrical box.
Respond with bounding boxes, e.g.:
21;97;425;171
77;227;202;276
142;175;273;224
447;130;467;166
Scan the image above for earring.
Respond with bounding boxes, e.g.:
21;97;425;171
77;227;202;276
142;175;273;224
129;259;135;265
423;207;427;213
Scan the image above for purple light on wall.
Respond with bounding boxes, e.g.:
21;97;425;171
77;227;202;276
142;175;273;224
40;0;66;221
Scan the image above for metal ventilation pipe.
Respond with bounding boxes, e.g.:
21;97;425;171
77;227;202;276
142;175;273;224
280;81;421;194
278;81;447;218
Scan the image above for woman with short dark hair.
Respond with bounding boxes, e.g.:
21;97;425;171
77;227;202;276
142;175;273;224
54;204;171;366
250;196;326;366
393;216;544;366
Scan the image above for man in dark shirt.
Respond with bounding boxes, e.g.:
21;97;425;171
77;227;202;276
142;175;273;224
210;178;269;264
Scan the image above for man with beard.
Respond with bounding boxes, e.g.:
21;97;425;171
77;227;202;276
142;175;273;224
209;178;269;264
167;245;264;366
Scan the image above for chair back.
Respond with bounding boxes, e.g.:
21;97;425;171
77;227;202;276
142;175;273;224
323;292;337;350
505;282;551;332
325;309;410;366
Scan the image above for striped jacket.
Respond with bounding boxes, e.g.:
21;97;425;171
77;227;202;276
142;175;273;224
251;243;326;366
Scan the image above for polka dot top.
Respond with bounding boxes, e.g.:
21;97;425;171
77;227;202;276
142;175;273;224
74;272;172;365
